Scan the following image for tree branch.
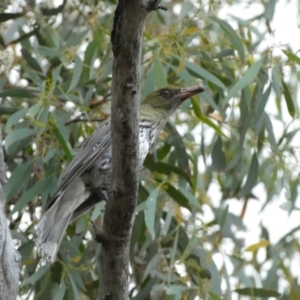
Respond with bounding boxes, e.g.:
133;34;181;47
98;1;163;299
0;130;20;299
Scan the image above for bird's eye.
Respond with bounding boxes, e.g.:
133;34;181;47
161;89;171;98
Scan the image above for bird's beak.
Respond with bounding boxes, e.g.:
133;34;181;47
176;84;205;101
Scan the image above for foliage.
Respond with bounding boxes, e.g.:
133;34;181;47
0;0;299;299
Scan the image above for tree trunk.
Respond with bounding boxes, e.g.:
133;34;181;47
0;130;20;300
98;1;163;299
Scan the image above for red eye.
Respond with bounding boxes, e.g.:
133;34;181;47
161;90;170;98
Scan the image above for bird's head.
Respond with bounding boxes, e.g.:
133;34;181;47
142;85;205;116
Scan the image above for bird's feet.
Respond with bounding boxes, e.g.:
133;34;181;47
107;187;119;197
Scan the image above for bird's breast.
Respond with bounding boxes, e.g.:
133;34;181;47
139;125;158;166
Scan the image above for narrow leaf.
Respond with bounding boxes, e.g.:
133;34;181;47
153;59;167;88
5;161;33;201
208;292;223;300
21;264;51;286
37;46;60;58
164;183;190;209
281;80;295;118
21;48;43;73
165;285;188;295
165;122;190;178
241;152;259;196
51;114;73;160
282;50;300;65
144;158;192;187
211;136;227;171
68;55;83;92
145;188;159;239
54;282;66;300
178;187;201;209
6;108;28;131
264;112;277;153
245;239;269;252
223;58;264;105
211;17;245;62
0;89;36;98
68;273;81;300
5;128;34;152
66;29;89;47
11;178;53;214
185;60;226;89
235;287;281;298
0;106;19;115
191;98;226;138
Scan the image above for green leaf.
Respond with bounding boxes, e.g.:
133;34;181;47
145;187;159;239
0;89;36;98
164;183;190;209
0;106;19;115
215;49;235;59
271;65;282;98
211;17;245;62
11;178;53;214
68;55;83;92
157;143;171;160
51;114;73;160
241;152;259;196
82;40;97;79
22;264;51;286
21;48;43;73
37;46;61;58
235;287;281;298
54;282;66;300
281;80;295;118
165;285;188;295
177;187;201;209
264;112;277;153
6;108;28;131
66;29;89;47
143;253;162;282
219;204;229;228
5;128;34;152
5;161;33;201
67;273;81;300
245;239;269;252
144;158;192;187
208;291;223;300
18;241;34;263
36;104;50;135
223;57;264;105
191;98;227;138
185;60;226;89
153;58;167;88
254;84;272;127
165;122;190;180
52;64;62;86
211;136;227;171
132;277;157;300
282;50;300;65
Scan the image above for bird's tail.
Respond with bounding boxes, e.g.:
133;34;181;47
36;194;72;263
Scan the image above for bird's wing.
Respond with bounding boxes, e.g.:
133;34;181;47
46;119;111;209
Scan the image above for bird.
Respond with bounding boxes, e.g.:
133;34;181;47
36;84;205;262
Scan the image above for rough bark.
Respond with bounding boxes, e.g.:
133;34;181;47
98;1;163;299
0;130;20;300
